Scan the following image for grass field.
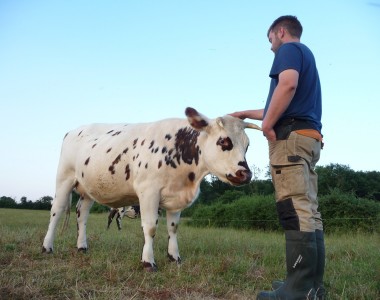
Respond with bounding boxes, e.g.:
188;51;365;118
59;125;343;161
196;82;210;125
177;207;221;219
0;208;379;299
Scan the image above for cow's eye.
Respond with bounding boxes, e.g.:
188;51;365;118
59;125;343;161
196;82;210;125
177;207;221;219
216;137;233;151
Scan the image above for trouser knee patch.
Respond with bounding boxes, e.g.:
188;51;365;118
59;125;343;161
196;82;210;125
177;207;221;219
276;198;300;230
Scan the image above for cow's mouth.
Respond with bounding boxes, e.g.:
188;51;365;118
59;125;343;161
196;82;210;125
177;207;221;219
226;169;252;186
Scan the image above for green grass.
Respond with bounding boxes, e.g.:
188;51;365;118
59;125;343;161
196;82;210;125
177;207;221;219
0;208;379;299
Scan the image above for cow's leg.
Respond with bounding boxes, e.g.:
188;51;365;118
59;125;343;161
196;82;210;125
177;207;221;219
107;208;118;229
116;208;123;230
139;195;160;272
166;210;182;264
76;196;94;252
42;179;73;253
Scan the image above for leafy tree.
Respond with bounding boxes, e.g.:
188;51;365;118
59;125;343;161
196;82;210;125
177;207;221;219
0;196;17;208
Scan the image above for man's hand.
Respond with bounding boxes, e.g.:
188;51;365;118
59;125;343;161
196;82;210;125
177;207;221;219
229;111;246;120
263;127;277;141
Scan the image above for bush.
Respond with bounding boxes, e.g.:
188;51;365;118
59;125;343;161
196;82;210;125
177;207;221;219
187;195;281;231
319;189;380;233
187;190;380;233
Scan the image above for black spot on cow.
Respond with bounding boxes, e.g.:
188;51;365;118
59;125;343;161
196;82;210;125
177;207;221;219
133;138;138;149
112;131;121;136
92;144;97;148
64;132;69;140
106;148;112;153
123;147;129;154
171;222;175;226
174;127;200;165
141;139;145;146
53;213;56;217
165;155;177;168
165;134;172;140
109;153;122;174
154;147;159;153
188;172;195;182
149;141;154;149
162;147;167;154
112;154;122;165
84;157;90;165
217;137;233;151
145;163;148;169
78;130;83;136
82;172;84;178
125;164;130;180
107;130;114;134
138;162;141;167
109;165;115;174
158;161;162;169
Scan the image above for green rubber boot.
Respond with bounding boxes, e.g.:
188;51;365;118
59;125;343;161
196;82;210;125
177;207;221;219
270;230;326;299
314;230;326;299
256;231;317;300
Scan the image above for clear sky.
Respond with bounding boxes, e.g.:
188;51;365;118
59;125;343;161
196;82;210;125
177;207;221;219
1;0;379;201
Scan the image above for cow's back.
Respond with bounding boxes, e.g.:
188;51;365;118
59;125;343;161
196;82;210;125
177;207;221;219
58;119;194;207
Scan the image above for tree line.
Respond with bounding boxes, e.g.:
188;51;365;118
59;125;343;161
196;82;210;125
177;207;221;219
1;163;379;211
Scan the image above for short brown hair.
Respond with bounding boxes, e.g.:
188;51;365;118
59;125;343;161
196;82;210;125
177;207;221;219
267;15;303;38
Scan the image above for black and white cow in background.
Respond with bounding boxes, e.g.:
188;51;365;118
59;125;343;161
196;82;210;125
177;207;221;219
107;206;163;230
107;206;141;230
42;107;261;271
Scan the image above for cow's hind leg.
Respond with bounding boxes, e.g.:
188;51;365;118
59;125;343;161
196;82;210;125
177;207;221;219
107;208;118;229
76;195;94;252
166;210;182;264
42;180;73;253
115;209;123;230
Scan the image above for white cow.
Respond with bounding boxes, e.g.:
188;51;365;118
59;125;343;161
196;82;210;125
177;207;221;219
42;107;261;271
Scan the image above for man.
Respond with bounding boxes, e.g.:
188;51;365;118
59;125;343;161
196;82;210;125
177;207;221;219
230;16;326;299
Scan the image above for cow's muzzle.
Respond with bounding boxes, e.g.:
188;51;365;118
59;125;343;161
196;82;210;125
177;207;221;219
226;169;252;186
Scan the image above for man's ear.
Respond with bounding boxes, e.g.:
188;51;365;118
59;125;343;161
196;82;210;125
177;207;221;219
279;27;286;38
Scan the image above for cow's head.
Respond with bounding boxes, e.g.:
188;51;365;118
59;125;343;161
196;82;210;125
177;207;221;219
185;107;261;186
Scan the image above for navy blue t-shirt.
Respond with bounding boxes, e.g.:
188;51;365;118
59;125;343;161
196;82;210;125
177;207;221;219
264;42;322;132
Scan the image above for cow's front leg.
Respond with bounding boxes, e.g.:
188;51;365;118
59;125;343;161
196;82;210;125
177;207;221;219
139;199;160;272
166;210;182;264
76;196;94;252
42;180;73;253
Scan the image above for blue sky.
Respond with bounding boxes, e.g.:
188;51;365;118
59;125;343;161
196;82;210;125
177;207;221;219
1;0;379;201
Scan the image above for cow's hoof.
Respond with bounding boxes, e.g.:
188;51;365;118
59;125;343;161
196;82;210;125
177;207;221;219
42;246;53;253
167;253;181;264
142;261;158;272
77;247;88;253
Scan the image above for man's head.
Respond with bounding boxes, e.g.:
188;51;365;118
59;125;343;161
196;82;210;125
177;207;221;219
267;15;302;53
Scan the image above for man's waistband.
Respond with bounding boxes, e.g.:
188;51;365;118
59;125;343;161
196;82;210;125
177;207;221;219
274;118;321;140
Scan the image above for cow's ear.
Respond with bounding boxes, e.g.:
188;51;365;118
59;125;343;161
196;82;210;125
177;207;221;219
185;107;209;131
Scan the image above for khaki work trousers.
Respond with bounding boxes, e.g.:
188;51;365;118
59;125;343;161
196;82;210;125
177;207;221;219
269;131;323;232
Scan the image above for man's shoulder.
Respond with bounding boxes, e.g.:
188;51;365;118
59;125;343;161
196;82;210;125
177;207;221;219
281;42;312;51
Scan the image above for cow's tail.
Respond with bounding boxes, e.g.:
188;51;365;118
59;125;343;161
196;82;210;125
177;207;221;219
60;192;72;234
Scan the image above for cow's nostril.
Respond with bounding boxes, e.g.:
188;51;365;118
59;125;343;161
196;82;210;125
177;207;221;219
237;169;251;179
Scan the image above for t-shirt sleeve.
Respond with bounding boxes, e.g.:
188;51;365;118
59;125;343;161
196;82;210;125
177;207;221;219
269;43;302;79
